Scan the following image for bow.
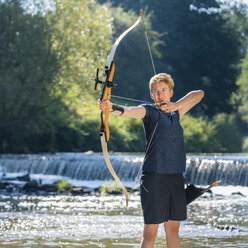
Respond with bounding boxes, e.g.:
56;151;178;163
94;10;143;207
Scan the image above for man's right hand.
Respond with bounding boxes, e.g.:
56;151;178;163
98;99;112;111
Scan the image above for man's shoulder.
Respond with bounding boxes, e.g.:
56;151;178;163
141;104;159;121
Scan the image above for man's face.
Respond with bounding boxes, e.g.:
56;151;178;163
150;81;173;104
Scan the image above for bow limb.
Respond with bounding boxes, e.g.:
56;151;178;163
100;132;129;207
100;58;129;206
105;10;142;70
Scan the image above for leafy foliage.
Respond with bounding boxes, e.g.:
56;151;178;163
47;0;112;100
233;49;248;124
0;0;112;153
98;0;248;116
213;113;243;152
180;115;219;153
107;7;162;101
0;0;61;153
181;112;244;153
56;180;73;193
0;0;248;153
100;179;122;196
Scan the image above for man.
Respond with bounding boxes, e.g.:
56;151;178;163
98;73;204;248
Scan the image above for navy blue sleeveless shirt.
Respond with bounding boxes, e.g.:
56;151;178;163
142;104;186;174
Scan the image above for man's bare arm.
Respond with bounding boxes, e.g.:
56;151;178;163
177;90;204;116
159;90;204;116
98;100;146;119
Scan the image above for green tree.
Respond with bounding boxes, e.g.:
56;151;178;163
106;8;162;101
0;0;61;153
159;0;245;115
98;0;248;116
45;0;116;152
232;48;248;151
46;0;112;104
0;0;113;153
213;113;243;152
180;115;219;153
234;49;248;124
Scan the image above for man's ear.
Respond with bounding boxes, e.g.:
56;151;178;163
170;89;174;97
150;91;154;100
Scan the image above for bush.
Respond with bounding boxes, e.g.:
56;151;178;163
181;113;244;153
100;179;122;196
242;136;248;152
56;180;73;193
181;115;220;153
213;113;243;152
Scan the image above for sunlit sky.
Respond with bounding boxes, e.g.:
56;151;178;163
221;0;248;4
9;0;248;16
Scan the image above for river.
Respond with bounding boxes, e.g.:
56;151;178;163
0;153;248;247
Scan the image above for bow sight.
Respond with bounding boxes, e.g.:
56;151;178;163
93;68;117;90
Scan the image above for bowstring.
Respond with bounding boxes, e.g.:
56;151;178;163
141;12;157;75
129;11;159;199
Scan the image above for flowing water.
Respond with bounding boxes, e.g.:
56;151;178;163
0;153;248;247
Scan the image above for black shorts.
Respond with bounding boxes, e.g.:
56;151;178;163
140;172;187;224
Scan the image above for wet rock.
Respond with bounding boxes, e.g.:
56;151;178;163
0;182;9;189
71;187;92;195
7;187;13;193
94;187;101;193
84;150;94;154
70;187;84;195
108;190;123;195
232;191;244;196
17;174;30;181
23;180;39;191
39;184;58;192
215;224;236;231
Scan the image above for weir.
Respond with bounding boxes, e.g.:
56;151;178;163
0;153;248;186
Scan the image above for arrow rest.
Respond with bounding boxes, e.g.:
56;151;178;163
93;68;117;90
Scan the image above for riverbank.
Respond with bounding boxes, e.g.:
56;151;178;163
0;172;137;199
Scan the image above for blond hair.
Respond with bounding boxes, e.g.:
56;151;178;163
149;73;175;91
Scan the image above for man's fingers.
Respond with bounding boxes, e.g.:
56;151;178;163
98;99;110;110
160;102;167;106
